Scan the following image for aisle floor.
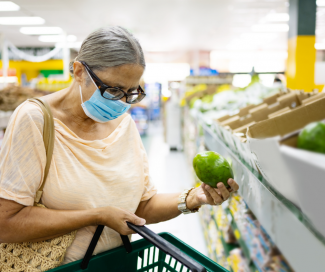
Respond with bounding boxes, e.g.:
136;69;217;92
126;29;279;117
133;121;207;256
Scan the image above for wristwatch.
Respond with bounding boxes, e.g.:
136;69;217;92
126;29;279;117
178;187;201;214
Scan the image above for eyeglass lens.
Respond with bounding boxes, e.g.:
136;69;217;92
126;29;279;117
103;88;124;100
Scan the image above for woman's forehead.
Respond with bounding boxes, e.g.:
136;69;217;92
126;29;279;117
95;64;144;88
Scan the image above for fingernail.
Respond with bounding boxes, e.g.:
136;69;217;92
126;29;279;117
228;179;233;185
217;183;223;188
138;219;146;225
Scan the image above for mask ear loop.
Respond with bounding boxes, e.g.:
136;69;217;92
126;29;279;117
79;85;84;104
82;63;97;88
77;61;98;104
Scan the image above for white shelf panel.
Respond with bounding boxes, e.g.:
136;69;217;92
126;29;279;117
201;122;325;272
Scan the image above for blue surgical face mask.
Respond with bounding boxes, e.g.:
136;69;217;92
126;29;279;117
79;71;131;123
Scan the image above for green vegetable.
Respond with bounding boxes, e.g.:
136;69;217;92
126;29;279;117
193;151;234;188
297;122;325;154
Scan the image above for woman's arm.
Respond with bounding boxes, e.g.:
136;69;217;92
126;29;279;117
0;198;146;243
136;179;239;224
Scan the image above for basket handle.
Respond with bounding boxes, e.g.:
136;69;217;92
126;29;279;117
121;222;207;272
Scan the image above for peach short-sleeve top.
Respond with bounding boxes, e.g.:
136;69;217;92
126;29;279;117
0;101;157;264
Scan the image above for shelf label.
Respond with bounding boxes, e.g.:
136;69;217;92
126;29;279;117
234;229;241;240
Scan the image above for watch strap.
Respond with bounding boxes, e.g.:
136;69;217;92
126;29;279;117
178;187;201;214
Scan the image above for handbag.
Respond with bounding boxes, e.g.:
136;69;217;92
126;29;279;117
0;98;77;272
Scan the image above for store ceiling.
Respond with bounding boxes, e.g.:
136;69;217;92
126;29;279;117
0;0;324;53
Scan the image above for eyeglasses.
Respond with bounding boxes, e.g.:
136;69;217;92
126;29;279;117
81;61;146;104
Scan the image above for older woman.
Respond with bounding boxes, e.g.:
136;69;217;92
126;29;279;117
0;26;239;265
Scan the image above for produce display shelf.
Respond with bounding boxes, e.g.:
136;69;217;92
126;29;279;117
203;228;218;262
212;219;235;272
199;120;325;272
225;209;259;272
213;209;259;272
213;219;237;257
226;209;251;262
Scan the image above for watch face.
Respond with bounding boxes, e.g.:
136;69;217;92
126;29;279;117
178;203;187;211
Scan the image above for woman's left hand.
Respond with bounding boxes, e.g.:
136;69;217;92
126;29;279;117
186;178;239;209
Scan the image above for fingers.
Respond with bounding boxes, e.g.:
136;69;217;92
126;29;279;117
128;213;146;226
217;183;230;201
204;184;223;205
227;178;239;192
202;184;215;204
120;213;146;236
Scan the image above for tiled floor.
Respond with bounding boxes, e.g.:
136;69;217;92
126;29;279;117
133;121;207;256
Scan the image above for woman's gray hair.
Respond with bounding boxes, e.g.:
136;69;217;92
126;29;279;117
70;26;145;75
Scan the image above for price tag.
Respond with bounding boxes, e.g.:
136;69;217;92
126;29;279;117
234;229;241;240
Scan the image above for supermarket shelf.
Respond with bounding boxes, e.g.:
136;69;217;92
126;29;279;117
226;209;259;272
213;219;237;257
199;121;325;272
214;210;258;272
226;209;251;262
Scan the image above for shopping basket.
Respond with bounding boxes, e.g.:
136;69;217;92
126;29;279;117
50;222;229;272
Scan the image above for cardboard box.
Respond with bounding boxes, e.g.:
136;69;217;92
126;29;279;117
233;121;256;134
301;92;325;105
214;93;284;124
248;96;325;138
247;97;325;206
213;91;319;175
279;132;325;238
268;107;291;119
219;92;305;131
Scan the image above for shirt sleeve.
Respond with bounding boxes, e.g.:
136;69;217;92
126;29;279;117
0;101;46;206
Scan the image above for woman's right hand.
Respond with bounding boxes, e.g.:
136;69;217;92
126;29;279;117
96;206;146;235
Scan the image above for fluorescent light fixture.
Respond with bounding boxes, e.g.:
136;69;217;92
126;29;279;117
0;1;20;11
252;24;289;32
265;13;289;22
39;35;77;42
0;17;44;25
20;27;62;35
317;0;325;6
315;43;325;50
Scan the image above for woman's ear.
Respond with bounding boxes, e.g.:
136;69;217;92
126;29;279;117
73;61;84;85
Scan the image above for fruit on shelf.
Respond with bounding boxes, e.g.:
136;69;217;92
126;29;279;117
193;151;234;188
297;121;325;154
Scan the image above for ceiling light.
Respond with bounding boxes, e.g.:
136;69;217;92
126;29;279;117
317;0;325;6
0;1;19;11
20;27;62;35
252;24;289;32
265;13;289;22
0;16;44;25
315;43;325;50
39;35;77;42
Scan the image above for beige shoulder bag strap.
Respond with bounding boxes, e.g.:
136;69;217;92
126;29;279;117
28;98;55;204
